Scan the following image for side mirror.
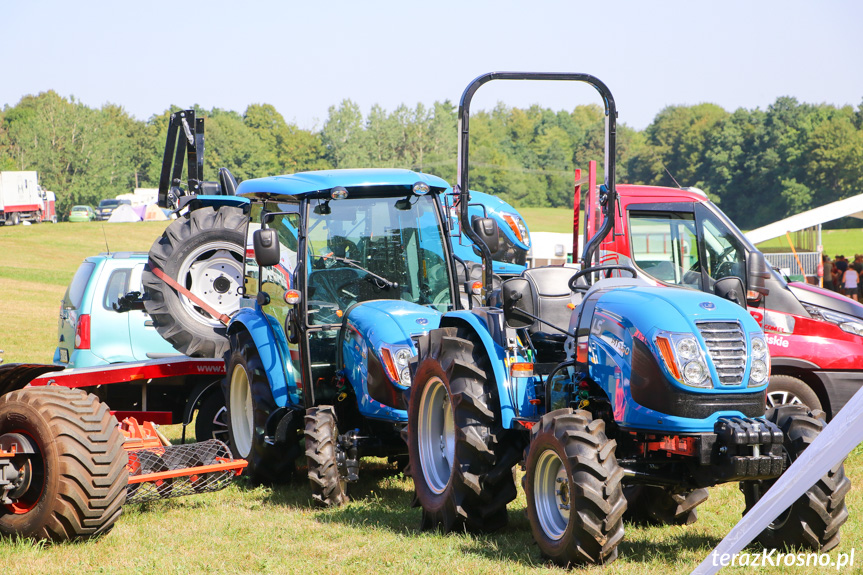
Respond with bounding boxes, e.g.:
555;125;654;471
501;277;536;329
714;276;747;308
747;250;771;296
472;217;500;254
253;228;280;267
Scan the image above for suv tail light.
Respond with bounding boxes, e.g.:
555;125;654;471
75;314;91;349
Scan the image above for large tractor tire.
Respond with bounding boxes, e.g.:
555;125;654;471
765;375;822;412
623;485;708;526
304;406;349;507
223;330;297;484
143;206;246;358
741;405;850;551
407;327;517;533
524;409;626;566
0;387;127;541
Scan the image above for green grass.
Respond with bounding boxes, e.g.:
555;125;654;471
755;228;863;259
1;220;861;574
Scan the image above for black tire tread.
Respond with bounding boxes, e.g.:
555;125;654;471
143;205;246;358
525;409;626;566
304;406;348;507
744;405;850;551
0;387;127;541
408;327;517;533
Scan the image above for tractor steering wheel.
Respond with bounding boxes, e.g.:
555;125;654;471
568;264;639;292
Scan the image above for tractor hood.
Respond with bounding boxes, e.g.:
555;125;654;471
344;300;442;348
595;285;763;336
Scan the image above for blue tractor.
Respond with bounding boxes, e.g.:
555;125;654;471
405;73;850;566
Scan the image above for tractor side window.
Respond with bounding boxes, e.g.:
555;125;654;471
628;211;700;288
696;205;747;290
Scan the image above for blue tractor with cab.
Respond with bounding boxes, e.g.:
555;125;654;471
405;73;850;566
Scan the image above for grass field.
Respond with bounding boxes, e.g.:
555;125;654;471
1;220;862;574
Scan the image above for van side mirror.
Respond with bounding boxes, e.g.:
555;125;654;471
472;217;500;254
501;278;536;329
253;228;280;267
747;250;770;296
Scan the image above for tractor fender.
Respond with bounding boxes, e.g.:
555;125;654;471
227;307;301;409
181;378;221;426
181;195;250;213
439;310;518;429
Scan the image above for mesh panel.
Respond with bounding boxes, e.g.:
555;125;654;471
126;439;237;504
697;321;746;386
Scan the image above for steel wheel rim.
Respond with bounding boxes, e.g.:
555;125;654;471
534;449;570;541
177;241;243;328
766;390;802;408
418;376;455;494
230;364;253;458
210;406;230;443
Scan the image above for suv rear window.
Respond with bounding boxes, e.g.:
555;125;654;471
65;262;96;310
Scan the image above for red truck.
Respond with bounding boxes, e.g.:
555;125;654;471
583;175;863;419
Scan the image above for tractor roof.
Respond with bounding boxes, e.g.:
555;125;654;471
237;168;450;199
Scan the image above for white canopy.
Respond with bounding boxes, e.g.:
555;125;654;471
745;193;863;245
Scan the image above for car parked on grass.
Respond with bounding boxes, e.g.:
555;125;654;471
68;204;96;222
54;252;179;368
96;198;132;221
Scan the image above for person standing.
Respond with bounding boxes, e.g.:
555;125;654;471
823;255;835;291
842;264;859;301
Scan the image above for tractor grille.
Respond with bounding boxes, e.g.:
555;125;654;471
697;321;747;386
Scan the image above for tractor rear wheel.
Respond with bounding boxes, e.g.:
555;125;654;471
741;405;850;551
524;409;626;566
623;485;708;526
304;406;349;507
143;206;246;358
407;327;517;533
0;387;127;541
223;330;296;484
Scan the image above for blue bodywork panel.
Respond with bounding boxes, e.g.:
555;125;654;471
341;300;442;421
585;285;766;433
193;195;250;210
237;169;449;198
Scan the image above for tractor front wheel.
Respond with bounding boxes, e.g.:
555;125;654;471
223;330;296;484
304;406;349;507
407;327;517;533
524;409;626;566
741;405;850;551
0;387;127;541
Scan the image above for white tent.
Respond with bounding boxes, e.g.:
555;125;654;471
107;203;142;223
745;193;863;245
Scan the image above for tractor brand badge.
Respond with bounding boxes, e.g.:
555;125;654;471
699;302;716;310
416;318;428;325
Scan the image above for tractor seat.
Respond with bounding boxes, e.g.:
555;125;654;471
521;266;578;365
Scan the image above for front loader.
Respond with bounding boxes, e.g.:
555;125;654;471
405;72;850;567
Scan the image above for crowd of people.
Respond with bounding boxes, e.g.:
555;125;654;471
823;255;863;301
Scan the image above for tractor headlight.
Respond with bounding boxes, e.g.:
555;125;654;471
500;212;530;248
655;331;712;388
748;334;770;386
381;345;414;387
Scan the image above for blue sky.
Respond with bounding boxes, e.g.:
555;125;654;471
4;0;862;130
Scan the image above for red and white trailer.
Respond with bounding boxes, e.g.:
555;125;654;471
0;171;47;225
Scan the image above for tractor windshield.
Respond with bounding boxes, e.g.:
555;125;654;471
305;193;453;325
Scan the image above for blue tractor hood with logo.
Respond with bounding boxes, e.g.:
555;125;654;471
341;300;442;421
585;285;767;433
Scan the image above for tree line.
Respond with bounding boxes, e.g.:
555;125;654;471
1;90;862;229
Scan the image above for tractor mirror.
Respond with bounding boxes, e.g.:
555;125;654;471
714;276;747;308
501;278;536;329
472;217;500;254
747;250;771;296
253;228;280;267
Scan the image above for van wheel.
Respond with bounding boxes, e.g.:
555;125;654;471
766;375;821;412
